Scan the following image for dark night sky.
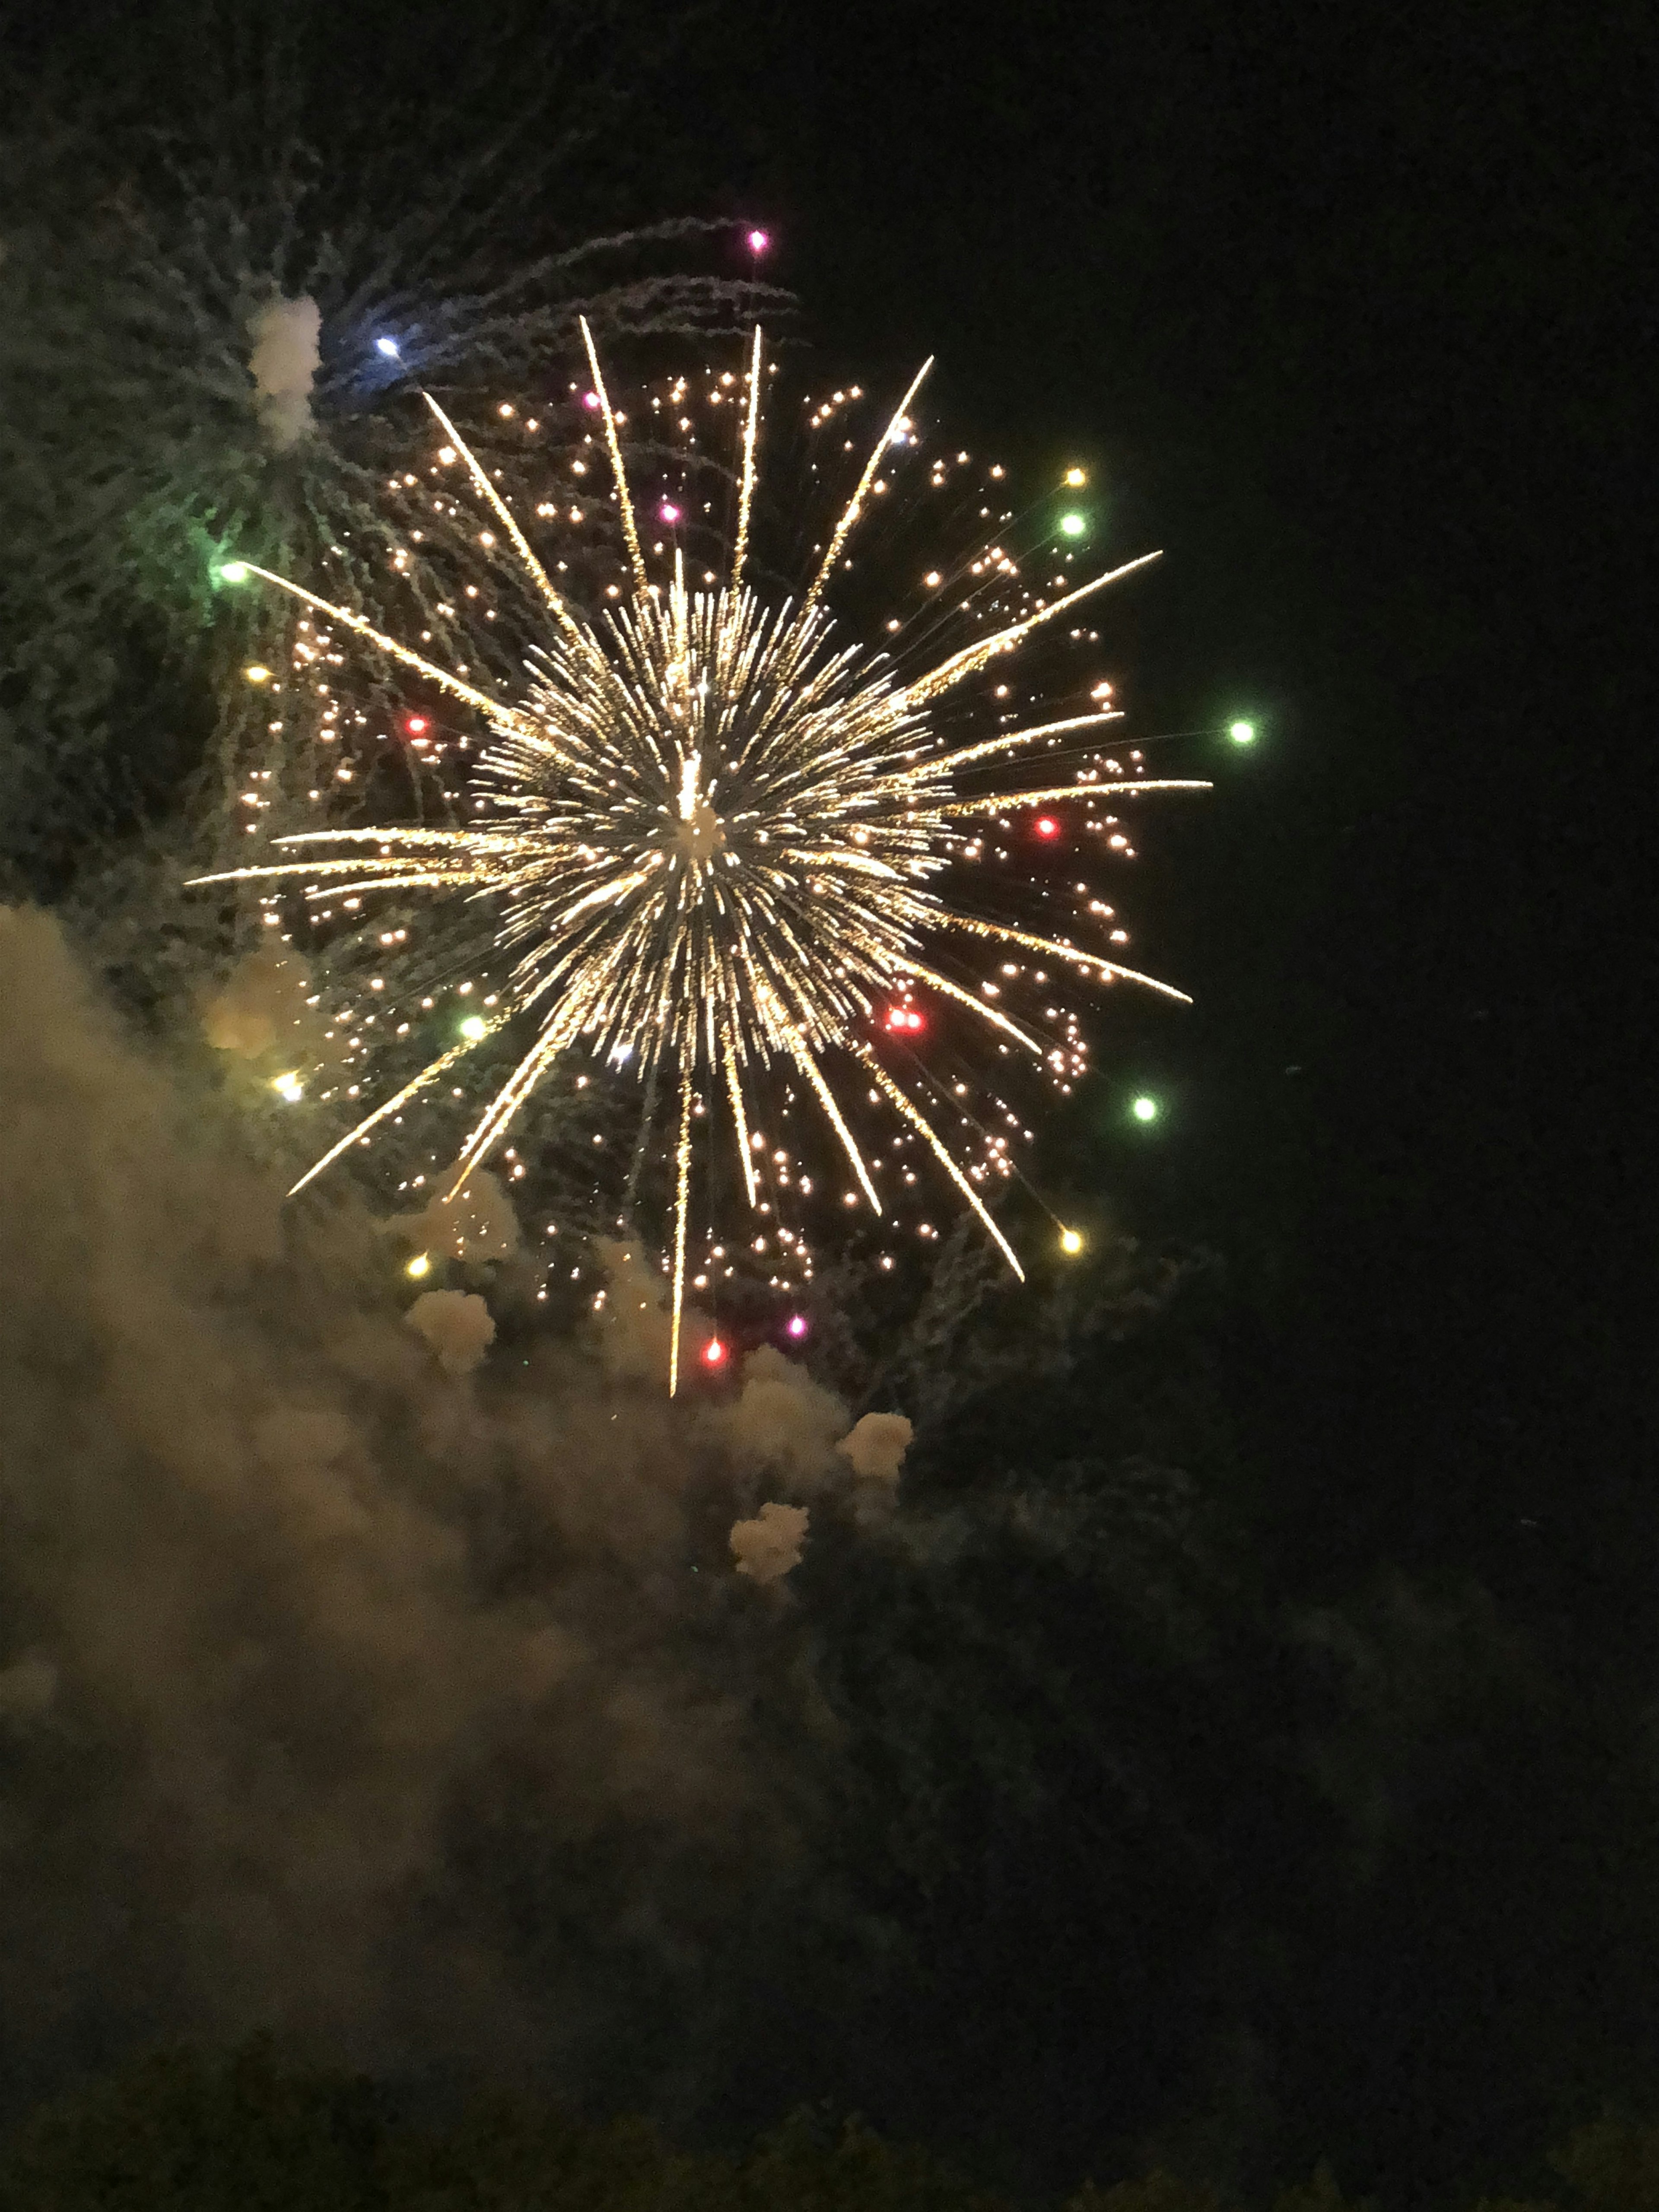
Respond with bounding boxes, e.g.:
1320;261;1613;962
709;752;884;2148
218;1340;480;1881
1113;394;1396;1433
666;3;1652;1586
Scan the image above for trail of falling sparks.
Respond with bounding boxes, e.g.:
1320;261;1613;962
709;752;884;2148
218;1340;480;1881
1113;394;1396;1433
194;329;1208;1388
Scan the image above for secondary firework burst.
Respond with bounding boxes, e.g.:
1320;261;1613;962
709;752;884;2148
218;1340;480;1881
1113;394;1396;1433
193;325;1208;1389
0;7;785;882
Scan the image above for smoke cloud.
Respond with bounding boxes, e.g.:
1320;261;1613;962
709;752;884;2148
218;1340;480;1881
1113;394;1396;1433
730;1502;810;1583
246;294;322;450
837;1411;914;1485
394;1170;521;1265
0;906;909;2113
405;1287;497;1374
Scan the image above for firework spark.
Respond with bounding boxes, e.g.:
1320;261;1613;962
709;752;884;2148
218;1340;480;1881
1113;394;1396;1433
194;326;1207;1389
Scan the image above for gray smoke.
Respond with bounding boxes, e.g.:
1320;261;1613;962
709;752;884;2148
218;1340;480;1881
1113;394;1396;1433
0;905;905;2109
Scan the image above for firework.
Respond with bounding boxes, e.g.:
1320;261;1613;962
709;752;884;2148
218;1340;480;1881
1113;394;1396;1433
193;327;1208;1390
0;6;786;880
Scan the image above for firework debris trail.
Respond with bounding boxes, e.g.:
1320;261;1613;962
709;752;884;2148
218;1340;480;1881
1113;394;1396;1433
0;0;789;882
190;326;1208;1383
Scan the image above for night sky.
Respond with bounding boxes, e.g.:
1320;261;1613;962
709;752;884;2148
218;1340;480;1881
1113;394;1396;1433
0;3;1652;2202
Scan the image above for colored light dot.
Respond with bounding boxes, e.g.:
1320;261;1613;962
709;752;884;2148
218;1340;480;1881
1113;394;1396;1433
1229;719;1257;744
1036;816;1059;837
460;1016;487;1041
1064;467;1087;487
582;392;601;410
747;228;770;254
406;1253;431;1279
1059;512;1087;537
1131;1095;1160;1123
270;1071;303;1103
786;1315;808;1339
1059;1227;1084;1255
375;336;400;358
405;715;429;736
703;1338;727;1366
660;501;681;524
217;561;248;583
243;664;272;685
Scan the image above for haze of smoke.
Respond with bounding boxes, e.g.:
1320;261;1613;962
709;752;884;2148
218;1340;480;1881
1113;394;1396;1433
730;1503;811;1585
0;904;897;2115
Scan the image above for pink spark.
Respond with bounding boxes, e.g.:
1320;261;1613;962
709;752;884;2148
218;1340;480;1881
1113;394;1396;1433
582;391;601;410
786;1315;808;1339
1036;816;1059;838
746;228;770;254
660;501;681;524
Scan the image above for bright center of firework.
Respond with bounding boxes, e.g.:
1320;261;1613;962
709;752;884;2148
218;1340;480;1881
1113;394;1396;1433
1064;467;1087;488
459;1015;487;1041
271;1070;304;1103
1131;1094;1160;1122
1059;1227;1084;1255
1059;512;1087;537
1229;719;1257;744
703;1338;727;1366
406;1252;431;1278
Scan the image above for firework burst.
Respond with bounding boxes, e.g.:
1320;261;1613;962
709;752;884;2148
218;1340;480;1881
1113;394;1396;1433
0;6;785;879
193;325;1207;1389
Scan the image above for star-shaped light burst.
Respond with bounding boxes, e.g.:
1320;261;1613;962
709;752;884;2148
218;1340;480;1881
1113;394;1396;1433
194;324;1208;1390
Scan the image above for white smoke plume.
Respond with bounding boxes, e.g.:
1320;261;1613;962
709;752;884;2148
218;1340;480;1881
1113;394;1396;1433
200;939;320;1059
246;293;321;451
837;1411;915;1486
394;1171;521;1266
730;1502;810;1584
405;1287;496;1374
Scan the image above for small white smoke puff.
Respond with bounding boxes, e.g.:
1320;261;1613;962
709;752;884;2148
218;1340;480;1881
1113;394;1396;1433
730;1501;809;1584
201;941;316;1059
395;1171;520;1265
405;1288;496;1375
247;294;321;451
836;1412;914;1486
718;1347;849;1493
